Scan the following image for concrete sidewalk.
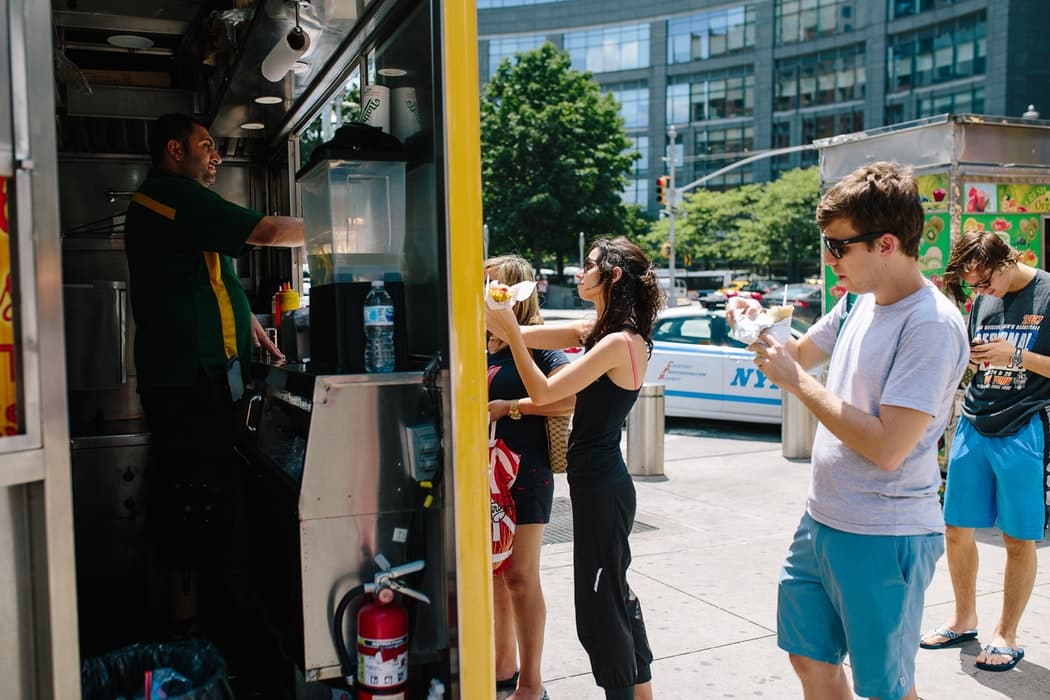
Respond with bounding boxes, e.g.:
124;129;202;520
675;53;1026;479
515;421;1050;700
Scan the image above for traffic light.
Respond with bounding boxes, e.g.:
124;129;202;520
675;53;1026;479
656;175;669;207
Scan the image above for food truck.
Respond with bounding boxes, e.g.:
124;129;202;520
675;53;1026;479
0;1;494;697
817;113;1050;306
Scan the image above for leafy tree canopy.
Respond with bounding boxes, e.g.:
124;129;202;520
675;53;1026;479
481;43;639;270
643;166;821;278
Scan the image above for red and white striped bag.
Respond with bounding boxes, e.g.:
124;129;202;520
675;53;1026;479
489;421;519;574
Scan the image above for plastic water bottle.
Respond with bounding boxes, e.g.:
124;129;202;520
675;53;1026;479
363;280;395;372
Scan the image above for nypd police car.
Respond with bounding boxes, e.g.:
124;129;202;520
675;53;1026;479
644;305;807;424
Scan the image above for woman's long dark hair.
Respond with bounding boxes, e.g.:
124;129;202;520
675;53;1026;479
584;236;664;353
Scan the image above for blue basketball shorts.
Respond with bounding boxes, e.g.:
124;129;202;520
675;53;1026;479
943;411;1049;541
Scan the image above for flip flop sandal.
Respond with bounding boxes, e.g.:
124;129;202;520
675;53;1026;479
975;645;1024;672
496;670;519;691
919;627;978;649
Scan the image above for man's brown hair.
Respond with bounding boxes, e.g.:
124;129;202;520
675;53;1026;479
816;162;924;259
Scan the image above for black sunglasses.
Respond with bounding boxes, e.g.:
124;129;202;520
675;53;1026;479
822;230;886;260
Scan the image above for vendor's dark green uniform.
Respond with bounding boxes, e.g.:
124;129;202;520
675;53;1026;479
125;168;263;573
125;169;263;388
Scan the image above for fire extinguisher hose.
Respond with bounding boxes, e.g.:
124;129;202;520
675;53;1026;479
333;583;367;680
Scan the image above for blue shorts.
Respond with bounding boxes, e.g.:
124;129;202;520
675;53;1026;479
943;412;1049;541
777;513;943;700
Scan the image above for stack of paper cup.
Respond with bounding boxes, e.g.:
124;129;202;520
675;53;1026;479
360;84;390;133
391;87;423;141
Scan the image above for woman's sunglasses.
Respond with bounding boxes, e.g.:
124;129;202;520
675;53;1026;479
821;230;886;260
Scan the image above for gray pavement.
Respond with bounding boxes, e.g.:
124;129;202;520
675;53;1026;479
506;419;1050;700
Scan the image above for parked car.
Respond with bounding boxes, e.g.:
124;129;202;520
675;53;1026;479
724;279;784;303
697;291;728;309
644;306;806;424
774;283;824;326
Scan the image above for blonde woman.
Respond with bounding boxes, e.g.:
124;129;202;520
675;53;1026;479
486;255;574;700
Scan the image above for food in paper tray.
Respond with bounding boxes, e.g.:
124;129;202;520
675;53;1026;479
765;305;794;322
729;304;794;346
488;282;513;303
486;279;537;308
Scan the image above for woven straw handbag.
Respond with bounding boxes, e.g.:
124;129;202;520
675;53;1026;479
545;415;571;474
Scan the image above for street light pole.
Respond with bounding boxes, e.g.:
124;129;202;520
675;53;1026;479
666;125;677;306
578;231;585;270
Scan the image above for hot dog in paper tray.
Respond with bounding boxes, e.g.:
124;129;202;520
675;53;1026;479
729;304;794;346
486;279;536;309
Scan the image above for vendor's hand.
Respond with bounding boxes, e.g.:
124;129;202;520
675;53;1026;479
748;332;801;390
252;314;285;363
726;297;761;327
969;336;1012;366
485;304;518;343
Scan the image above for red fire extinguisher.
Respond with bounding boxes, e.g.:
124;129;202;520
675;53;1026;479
334;558;429;700
356;590;409;699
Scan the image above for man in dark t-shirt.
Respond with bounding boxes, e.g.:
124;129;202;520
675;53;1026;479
921;230;1050;673
124;113;303;632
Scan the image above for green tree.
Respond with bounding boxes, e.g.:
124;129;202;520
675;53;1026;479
643;166;820;278
643;184;760;267
481;43;638;270
750;166;821;280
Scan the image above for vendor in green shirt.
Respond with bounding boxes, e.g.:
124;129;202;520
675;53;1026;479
124;113;303;636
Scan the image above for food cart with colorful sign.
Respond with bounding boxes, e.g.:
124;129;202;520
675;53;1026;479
818;114;1050;304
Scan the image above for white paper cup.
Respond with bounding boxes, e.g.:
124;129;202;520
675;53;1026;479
360;84;390;132
391;87;423;141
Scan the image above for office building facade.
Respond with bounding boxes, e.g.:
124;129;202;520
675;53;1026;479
478;0;1050;215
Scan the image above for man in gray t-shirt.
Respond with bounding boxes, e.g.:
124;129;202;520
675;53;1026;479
920;229;1050;673
731;162;967;700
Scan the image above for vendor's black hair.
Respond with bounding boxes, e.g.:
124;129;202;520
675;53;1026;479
149;114;207;166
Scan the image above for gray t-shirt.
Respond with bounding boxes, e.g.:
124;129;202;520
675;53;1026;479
962;268;1050;436
806;282;968;535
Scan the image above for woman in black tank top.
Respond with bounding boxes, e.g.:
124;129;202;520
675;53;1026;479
486;237;663;700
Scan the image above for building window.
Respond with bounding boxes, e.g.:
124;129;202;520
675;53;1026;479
916;84;984;117
667;5;757;64
565;23;649;74
692;123;754;189
668;69;754;123
608;82;650;129
887;12;986;92
629;134;650;173
885;102;905;124
776;0;854;45
487;35;547;80
770;121;796;176
622;177;648;206
801;109;863;144
888;0;959;20
621;136;647;205
775;45;865;111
